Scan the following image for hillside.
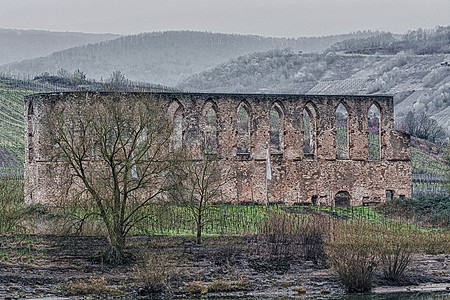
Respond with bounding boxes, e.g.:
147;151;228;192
0;28;120;66
0;31;383;86
329;26;450;55
178;49;450;134
0;74;173;172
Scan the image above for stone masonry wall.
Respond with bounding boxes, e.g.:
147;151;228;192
24;92;412;206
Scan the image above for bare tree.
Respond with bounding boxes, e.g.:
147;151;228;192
402;111;446;142
104;70;129;91
170;153;230;244
43;93;177;264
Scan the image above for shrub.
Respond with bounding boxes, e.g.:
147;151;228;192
0;180;26;233
134;248;179;294
327;221;379;292
379;233;414;282
209;243;240;266
379;196;450;229
327;241;377;292
246;211;326;266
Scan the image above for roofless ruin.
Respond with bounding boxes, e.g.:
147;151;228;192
24;92;411;206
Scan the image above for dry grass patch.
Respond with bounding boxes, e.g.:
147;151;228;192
208;280;233;292
62;276;121;296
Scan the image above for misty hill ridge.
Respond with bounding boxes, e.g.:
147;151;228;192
0;28;120;66
0;30;383;86
329;26;450;55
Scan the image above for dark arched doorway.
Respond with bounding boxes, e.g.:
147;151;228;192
334;191;351;207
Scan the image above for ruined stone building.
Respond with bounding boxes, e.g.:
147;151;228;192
24;92;412;206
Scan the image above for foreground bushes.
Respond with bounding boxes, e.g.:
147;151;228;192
0;186;448;295
326;219;432;292
246;211;327;265
327;221;378;292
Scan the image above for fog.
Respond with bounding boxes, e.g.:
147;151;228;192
0;0;449;37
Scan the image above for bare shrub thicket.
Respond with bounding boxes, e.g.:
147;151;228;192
327;219;423;291
326;220;379;292
379;231;415;282
246;211;326;266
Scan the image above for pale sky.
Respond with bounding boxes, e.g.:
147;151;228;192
0;0;449;37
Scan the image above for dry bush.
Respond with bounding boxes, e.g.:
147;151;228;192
419;230;450;255
246;211;326;266
327;219;426;290
327;242;377;292
134;248;179;295
379;230;416;282
327;221;379;292
209;243;241;266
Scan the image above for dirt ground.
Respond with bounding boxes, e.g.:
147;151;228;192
0;234;449;299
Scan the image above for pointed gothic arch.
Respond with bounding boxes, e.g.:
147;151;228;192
303;102;317;156
202;100;218;155
270;102;284;153
336;102;349;159
236;101;251;154
167;100;184;151
368;103;381;160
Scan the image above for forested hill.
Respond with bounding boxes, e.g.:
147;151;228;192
177;49;450;134
0;31;382;86
0;28;120;65
328;26;450;55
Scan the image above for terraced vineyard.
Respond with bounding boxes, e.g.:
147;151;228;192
0;77;59;170
0;75;174;175
411;137;450;175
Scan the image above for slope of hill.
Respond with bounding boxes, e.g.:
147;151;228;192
0;28;120;66
0;31;383;86
0;75;173;171
178;49;450;134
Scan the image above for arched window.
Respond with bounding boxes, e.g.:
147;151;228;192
368;104;381;160
237;104;250;154
27;101;34;161
336;103;349;159
270;105;283;152
28;101;34;116
205;107;217;154
173;107;183;150
168;101;183;151
303;108;315;156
